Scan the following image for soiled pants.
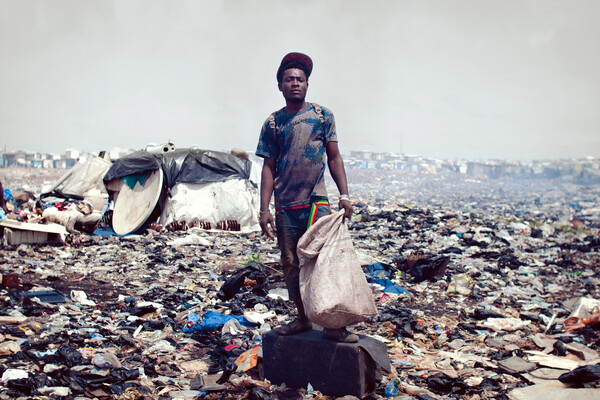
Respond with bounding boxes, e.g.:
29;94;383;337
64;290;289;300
275;204;331;302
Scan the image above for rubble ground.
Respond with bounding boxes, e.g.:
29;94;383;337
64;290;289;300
1;167;599;400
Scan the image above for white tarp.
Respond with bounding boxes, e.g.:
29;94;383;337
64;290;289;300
159;179;260;233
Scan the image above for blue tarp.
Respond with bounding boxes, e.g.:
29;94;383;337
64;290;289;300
366;262;410;295
182;311;255;333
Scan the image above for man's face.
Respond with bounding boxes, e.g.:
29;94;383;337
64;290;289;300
278;68;308;102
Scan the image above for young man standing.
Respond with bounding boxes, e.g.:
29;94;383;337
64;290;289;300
256;52;357;343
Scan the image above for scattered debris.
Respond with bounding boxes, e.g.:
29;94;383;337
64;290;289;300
0;166;599;399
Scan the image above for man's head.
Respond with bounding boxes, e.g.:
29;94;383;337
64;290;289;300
276;52;312;84
277;53;312;104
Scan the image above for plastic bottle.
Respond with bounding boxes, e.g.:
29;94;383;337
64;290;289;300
447;274;472;295
384;377;400;397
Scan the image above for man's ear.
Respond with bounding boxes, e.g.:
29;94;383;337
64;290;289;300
278;82;283;92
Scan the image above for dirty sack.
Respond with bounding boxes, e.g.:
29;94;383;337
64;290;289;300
297;210;377;329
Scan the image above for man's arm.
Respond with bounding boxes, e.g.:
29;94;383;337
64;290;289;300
259;157;276;238
326;141;352;219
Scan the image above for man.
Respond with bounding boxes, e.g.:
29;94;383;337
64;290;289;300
256;52;357;343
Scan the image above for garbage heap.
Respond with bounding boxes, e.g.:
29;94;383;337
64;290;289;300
0;170;599;400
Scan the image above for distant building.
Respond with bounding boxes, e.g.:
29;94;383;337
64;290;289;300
3;151;28;167
54;159;67;169
0;148;597;184
65;148;80;160
350;150;374;160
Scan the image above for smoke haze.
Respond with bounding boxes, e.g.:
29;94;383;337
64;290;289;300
1;0;599;160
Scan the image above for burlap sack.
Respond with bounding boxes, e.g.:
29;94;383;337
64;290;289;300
297;210;377;329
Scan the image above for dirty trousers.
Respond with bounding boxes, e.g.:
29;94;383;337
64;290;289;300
275;204;331;302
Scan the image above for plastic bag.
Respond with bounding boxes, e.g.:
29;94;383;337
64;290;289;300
297;210;377;329
564;297;600;332
216;262;268;300
447;274;472;295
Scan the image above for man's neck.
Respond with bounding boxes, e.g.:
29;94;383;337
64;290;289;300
284;101;307;114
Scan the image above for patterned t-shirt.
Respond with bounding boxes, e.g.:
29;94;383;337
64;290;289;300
256;103;338;208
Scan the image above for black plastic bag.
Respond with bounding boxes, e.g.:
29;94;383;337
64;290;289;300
558;364;600;387
217;262;269;300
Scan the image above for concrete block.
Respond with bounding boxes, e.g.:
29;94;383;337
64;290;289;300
262;329;388;398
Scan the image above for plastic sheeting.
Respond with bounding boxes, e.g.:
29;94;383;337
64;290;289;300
104;149;252;188
182;311;255;333
104;149;259;232
41;156;113;211
159;180;260;232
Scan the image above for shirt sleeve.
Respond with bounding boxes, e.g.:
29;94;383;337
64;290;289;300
256;117;279;159
322;108;338;144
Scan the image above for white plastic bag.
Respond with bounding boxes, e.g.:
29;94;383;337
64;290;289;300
297;210;377;329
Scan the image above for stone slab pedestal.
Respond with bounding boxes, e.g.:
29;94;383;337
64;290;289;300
262;329;389;398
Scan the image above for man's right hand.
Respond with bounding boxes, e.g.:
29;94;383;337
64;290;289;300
259;211;276;239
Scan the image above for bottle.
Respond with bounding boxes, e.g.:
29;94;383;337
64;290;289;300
384;377;400;397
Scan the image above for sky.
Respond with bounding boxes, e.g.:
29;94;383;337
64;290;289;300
1;0;599;161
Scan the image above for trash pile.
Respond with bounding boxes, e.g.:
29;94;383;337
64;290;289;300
0;147;261;241
0;168;599;399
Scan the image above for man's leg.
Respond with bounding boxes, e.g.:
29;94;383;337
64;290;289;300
274;209;311;335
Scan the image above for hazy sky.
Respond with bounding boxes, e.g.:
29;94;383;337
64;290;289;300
1;1;599;160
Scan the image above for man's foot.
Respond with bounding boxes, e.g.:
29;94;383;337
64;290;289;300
274;318;312;335
322;327;359;343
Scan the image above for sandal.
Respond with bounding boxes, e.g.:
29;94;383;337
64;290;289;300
322;327;359;343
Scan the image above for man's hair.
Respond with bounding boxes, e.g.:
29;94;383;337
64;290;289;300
277;61;310;83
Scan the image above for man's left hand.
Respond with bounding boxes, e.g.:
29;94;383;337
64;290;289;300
339;199;352;219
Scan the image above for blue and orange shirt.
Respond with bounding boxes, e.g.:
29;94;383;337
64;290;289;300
256;103;337;209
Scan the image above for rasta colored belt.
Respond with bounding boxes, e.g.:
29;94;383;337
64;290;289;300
276;199;330;228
